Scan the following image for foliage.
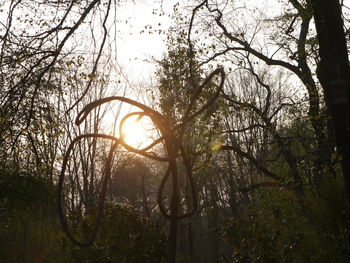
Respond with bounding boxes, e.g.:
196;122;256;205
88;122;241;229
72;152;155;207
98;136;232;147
63;202;167;263
0;169;166;263
0;170;62;262
0;170;56;211
222;178;350;263
156;36;225;166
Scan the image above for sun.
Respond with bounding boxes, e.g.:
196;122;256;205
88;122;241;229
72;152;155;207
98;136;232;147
120;114;154;149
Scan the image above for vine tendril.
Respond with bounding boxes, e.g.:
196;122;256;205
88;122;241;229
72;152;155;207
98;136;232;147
57;67;225;260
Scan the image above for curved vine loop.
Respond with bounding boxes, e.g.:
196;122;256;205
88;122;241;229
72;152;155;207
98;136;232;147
57;67;225;249
57;134;119;247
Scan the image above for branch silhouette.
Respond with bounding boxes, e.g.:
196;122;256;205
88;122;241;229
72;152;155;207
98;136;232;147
57;68;226;262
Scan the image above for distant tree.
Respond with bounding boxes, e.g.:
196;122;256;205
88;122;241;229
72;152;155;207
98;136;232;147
108;157;158;218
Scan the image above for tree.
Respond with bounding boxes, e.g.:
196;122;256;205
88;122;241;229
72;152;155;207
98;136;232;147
0;0;117;168
156;30;226;262
108;157;158;218
312;0;350;199
184;0;349;193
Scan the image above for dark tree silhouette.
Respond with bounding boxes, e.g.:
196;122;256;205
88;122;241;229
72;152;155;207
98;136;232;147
312;0;350;199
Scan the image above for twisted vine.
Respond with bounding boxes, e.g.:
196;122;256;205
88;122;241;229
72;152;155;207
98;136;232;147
57;67;225;262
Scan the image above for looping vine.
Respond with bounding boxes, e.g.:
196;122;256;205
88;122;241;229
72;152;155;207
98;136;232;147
57;67;225;257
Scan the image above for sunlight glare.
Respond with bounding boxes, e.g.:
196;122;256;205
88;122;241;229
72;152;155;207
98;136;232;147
121;115;154;149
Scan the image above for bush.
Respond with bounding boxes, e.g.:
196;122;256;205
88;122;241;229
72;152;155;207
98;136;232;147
222;178;350;263
64;203;167;263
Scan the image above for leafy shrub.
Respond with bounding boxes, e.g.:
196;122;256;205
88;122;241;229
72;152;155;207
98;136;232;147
64;202;167;263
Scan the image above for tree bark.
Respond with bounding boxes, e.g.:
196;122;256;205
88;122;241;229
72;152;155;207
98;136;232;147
312;0;350;198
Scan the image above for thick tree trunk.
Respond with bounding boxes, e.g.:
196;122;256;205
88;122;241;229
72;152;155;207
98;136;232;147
312;0;350;198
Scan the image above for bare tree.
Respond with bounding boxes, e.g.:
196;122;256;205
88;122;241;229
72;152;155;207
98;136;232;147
0;0;117;163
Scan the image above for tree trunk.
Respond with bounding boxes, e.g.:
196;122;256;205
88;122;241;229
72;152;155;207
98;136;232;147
312;0;350;198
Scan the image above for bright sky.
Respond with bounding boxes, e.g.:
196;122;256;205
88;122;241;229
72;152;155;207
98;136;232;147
111;0;279;86
114;0;176;83
95;0;177;137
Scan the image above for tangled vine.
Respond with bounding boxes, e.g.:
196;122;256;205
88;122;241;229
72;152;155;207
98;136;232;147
57;68;225;262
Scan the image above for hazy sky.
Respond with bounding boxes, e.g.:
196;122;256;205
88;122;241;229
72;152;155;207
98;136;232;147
114;0;176;83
